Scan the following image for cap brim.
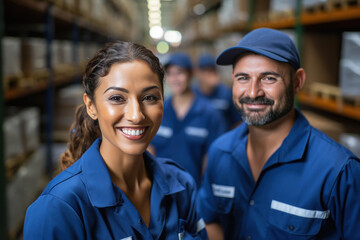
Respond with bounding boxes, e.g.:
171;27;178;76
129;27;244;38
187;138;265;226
216;46;289;66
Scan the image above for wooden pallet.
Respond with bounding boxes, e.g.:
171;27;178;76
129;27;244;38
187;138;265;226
304;0;360;13
269;10;294;21
5;151;33;181
308;82;360;107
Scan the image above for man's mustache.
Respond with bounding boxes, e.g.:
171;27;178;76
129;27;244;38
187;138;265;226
239;96;274;105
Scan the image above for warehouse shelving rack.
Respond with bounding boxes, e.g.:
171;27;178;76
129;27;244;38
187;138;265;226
0;0;128;238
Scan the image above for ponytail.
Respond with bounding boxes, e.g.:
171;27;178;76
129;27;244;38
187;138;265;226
60;104;101;170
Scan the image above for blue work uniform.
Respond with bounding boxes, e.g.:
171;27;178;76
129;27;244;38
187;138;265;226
198;110;360;239
151;95;226;187
193;83;242;131
23;139;208;240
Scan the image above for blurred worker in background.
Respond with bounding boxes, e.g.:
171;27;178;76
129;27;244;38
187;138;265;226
23;41;208;239
197;28;360;240
149;52;226;188
194;53;242;131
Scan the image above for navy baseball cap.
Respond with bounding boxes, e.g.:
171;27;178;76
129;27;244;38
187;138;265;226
198;53;216;69
216;28;301;70
164;52;193;70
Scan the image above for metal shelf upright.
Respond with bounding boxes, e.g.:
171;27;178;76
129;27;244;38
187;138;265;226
0;0;7;238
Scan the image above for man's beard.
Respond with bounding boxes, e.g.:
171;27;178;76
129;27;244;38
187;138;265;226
234;84;294;126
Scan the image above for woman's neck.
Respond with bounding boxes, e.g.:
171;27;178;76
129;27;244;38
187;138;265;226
99;140;152;227
99;140;148;193
172;89;194;120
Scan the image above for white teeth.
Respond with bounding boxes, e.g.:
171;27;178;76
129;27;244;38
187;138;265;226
121;128;145;136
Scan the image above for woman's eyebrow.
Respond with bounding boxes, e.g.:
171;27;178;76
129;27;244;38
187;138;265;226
103;87;128;94
103;85;160;94
142;85;160;93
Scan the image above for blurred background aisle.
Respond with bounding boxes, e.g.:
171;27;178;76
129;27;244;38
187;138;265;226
1;0;360;239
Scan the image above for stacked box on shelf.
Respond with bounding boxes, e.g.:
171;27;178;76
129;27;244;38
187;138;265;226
269;0;296;20
339;32;360;98
302;32;341;91
4;107;41;167
53;84;84;142
198;12;219;39
19;108;41;153
217;0;248;29
2;37;22;91
21;38;48;86
52;40;76;77
254;0;271;22
4;113;23;162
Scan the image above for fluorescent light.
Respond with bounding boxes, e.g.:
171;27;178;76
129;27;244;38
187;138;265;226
156;41;169;54
149;26;164;39
164;30;182;44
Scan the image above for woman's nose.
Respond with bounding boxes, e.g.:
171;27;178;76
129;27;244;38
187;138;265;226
125;100;145;123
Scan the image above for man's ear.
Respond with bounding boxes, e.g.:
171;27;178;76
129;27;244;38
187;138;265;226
293;68;306;95
83;93;97;120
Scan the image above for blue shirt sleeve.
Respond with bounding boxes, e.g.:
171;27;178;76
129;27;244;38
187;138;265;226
23;194;85;240
328;158;360;239
197;145;223;223
178;170;208;239
205;111;227;152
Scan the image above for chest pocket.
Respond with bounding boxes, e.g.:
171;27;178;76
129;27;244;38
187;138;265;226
211;184;235;214
267;200;329;239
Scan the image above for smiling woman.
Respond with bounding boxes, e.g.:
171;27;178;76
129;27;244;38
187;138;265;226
23;41;208;240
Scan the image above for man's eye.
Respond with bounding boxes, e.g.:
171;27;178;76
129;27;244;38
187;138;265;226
237;76;249;81
263;76;277;82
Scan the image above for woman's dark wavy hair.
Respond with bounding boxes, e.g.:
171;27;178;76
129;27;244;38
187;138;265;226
60;41;164;170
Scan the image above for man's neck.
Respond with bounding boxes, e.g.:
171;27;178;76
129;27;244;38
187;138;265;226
247;109;297;182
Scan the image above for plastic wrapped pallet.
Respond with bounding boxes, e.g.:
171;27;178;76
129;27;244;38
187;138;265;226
302;0;327;8
21;38;46;78
19;107;41;153
6;146;46;233
341;32;360;63
340;133;360;158
339;60;360;97
218;0;248;28
2;37;22;90
2;37;22;77
339;32;360;97
4;114;24;161
53;84;84;141
269;0;296;19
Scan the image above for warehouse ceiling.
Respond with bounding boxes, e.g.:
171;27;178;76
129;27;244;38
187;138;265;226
132;0;180;43
132;0;221;46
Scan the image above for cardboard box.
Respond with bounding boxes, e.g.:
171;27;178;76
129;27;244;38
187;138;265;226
302;32;341;90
